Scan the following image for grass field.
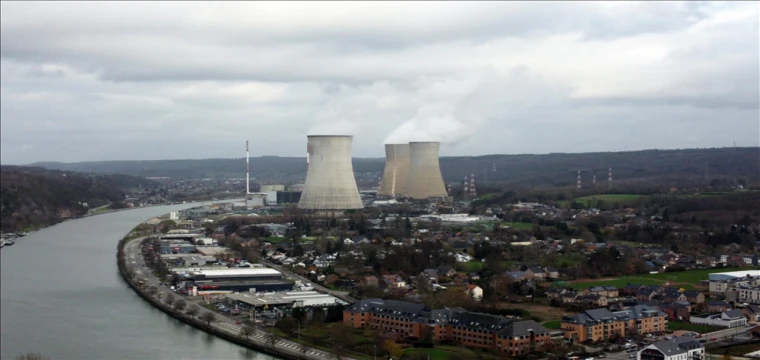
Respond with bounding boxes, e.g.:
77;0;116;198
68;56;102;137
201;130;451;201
542;320;562;329
667;321;722;334
404;345;499;360
502;222;535;230
574;194;646;206
569;267;753;290
459;261;485;272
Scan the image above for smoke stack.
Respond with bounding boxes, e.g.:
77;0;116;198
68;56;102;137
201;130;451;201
246;140;250;194
378;143;410;197
405;142;447;199
298;135;363;210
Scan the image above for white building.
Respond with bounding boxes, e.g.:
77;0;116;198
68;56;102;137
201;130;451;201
689;310;747;328
169;211;179;220
637;337;704;360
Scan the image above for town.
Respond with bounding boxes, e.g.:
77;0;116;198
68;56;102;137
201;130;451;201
122;185;760;360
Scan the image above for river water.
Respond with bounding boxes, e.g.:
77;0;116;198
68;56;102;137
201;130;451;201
0;203;276;360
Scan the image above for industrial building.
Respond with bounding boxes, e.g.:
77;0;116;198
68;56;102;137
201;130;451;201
225;291;347;309
265;190;302;205
161;254;217;267
159;240;196;254
378;143;410;197
405;142;448;199
260;184;285;192
298;135;363;210
185;268;284;282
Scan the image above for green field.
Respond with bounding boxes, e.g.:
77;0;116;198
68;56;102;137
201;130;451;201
667;321;722;334
542;320;562;329
573;194;646;206
570;267;754;290
502;222;535;230
404;345;499;360
459;261;485;272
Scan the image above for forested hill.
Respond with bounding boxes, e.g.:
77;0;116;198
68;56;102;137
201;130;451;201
0;166;158;232
30;147;759;188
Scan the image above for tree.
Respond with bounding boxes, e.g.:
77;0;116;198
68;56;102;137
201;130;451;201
173;299;187;311
276;317;298;336
292;306;307;324
266;328;278;349
165;293;175;305
185;304;199;316
240;325;255;339
15;353;49;360
201;311;216;326
329;323;353;359
383;339;403;359
147;285;158;297
245;249;260;263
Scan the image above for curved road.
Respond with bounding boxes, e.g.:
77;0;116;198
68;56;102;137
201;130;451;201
126;238;353;360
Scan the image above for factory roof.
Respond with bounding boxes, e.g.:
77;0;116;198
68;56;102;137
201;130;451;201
190;268;281;277
226;291;347;307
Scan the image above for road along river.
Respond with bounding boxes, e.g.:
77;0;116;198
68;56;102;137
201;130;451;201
0;202;277;360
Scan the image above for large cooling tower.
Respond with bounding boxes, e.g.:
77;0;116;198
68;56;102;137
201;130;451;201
405;142;448;199
378;144;410;197
298;135;363;210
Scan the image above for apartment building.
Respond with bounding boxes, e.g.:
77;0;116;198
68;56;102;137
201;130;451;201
561;306;667;343
343;299;550;355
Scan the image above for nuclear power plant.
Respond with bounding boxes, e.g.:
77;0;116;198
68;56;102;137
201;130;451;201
297;135;364;210
378;143;410;197
405;141;448;199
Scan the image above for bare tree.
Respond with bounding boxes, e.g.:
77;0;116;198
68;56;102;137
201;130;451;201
240;325;255;339
173;299;187;311
147;285;158;297
165;293;175;305
266;328;277;349
15;353;49;360
185;304;200;317
201;311;216;326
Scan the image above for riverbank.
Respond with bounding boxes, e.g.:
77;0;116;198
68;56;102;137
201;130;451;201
117;235;349;360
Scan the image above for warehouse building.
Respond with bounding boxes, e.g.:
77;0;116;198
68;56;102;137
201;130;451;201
185;268;284;282
225;291;347;309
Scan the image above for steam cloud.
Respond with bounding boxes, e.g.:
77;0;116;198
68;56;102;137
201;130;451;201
383;103;474;144
307;119;359;136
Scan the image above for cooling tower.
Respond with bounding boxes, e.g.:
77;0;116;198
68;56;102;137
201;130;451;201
405;142;448;199
378;144;410;197
298;135;363;210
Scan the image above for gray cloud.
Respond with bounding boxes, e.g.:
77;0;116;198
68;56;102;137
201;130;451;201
0;1;757;165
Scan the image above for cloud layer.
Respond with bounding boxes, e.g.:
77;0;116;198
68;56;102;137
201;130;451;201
1;1;757;164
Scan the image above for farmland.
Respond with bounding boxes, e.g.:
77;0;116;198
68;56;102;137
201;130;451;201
568;267;754;290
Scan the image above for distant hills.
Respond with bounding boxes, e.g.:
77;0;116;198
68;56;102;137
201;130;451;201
30;147;760;189
0;166;159;232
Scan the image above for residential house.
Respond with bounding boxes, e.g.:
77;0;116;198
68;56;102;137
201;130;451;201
382;274;406;289
467;284;484;301
361;276;379;288
546;267;560;279
743;304;760;322
437;266;457;278
578;294;608;307
585;286;619;298
660;303;691;321
526;267;547;280
690;310;747;328
562;306;667;343
683;290;705;304
706;300;732;313
420;269;439;283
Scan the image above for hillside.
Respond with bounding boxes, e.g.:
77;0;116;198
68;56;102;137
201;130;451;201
30;147;760;188
0;166;159;232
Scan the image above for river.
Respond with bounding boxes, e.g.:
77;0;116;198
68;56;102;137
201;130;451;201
0;202;276;360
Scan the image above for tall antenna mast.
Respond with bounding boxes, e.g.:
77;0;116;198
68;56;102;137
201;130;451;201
576;170;582;189
608;167;612;189
246;140;250;195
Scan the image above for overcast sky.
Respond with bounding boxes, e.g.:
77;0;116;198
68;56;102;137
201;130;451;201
1;1;758;164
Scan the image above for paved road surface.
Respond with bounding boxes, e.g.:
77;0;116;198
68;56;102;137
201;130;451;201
125;238;352;360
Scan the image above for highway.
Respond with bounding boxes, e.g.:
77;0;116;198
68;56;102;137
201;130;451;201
125;238;353;360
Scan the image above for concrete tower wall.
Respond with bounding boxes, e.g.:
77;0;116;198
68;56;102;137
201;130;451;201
378;143;410;197
298;135;363;210
405;142;448;199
